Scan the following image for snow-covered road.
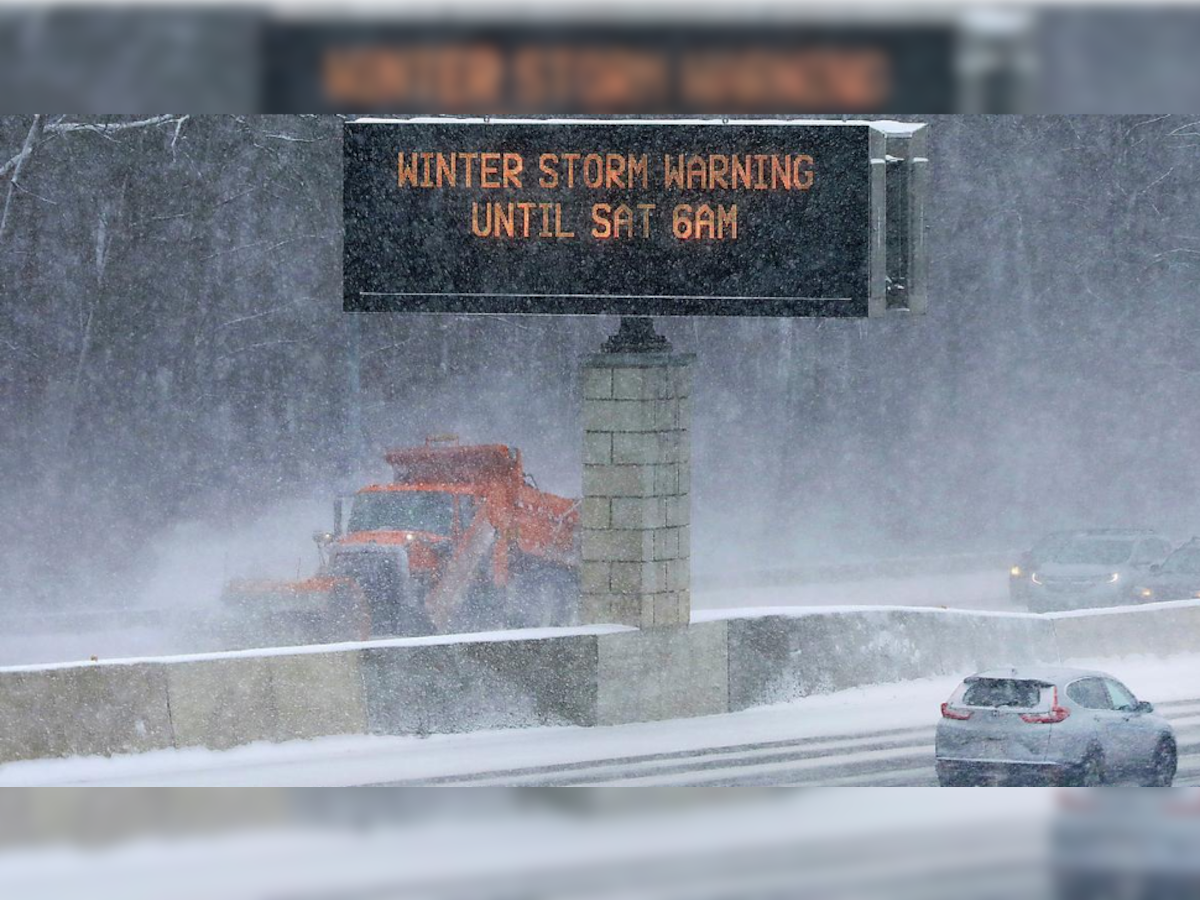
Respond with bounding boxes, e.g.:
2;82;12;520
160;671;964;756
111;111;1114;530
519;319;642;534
3;654;1196;787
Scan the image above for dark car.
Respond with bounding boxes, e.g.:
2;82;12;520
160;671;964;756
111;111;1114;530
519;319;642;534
1131;538;1200;604
1011;530;1173;611
1009;531;1076;605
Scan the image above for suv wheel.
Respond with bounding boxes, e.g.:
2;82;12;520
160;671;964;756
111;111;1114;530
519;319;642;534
1148;739;1177;787
1077;750;1106;787
936;765;974;787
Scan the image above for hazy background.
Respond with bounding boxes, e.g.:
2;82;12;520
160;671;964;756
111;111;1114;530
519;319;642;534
2;114;1200;613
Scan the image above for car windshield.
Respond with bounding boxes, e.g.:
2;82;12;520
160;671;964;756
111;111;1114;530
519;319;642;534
1031;533;1073;560
1164;548;1200;574
961;678;1048;709
1049;539;1135;566
348;491;455;535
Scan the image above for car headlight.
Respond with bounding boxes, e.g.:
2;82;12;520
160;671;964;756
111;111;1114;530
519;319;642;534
1031;572;1043;585
1010;566;1022;578
1107;573;1120;583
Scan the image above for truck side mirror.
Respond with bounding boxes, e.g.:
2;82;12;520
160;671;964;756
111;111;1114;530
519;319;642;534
333;496;344;537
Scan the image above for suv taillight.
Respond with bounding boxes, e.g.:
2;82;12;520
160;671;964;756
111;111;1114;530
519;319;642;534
1020;688;1070;724
941;702;972;721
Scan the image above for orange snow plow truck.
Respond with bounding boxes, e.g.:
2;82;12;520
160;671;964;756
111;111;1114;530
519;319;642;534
221;438;580;645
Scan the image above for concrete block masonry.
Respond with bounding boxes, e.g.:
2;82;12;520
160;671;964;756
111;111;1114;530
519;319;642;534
581;351;694;629
5;601;1200;764
596;622;728;725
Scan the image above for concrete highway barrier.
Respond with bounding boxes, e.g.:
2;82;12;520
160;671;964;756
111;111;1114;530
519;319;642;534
596;622;728;726
362;632;600;735
3;600;1200;765
0;662;174;762
722;608;1058;711
163;650;370;751
1050;599;1200;661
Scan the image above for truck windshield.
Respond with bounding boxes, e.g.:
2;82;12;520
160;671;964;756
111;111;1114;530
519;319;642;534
348;491;454;535
1031;533;1073;562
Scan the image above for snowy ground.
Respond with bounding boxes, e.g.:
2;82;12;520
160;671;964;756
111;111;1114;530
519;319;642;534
3;653;1195;788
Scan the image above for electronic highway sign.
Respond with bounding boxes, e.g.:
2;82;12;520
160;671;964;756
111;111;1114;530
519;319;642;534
344;118;926;317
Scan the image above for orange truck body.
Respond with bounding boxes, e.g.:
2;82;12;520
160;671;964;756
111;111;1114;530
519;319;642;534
223;440;580;642
373;442;580;585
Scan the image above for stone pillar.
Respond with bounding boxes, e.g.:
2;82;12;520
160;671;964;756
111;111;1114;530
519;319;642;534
580;324;693;629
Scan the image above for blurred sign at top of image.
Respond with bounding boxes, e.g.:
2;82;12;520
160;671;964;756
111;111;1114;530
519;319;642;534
264;11;1034;114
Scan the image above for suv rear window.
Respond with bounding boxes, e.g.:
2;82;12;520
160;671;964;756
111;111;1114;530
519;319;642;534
961;678;1047;709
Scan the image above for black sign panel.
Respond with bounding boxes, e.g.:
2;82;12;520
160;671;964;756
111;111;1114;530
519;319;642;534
344;120;883;317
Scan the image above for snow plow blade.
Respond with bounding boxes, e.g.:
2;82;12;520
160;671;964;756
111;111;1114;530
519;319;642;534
219;576;371;648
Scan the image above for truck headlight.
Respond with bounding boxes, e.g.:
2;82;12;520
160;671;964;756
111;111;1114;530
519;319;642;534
1031;572;1043;585
1010;566;1022;578
1107;573;1120;583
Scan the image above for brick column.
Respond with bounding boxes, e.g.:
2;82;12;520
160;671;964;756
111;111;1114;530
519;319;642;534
580;350;693;629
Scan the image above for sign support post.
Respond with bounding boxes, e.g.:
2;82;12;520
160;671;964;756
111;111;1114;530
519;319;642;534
581;318;693;628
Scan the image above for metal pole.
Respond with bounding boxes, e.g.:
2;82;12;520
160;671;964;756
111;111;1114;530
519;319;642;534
602;316;671;353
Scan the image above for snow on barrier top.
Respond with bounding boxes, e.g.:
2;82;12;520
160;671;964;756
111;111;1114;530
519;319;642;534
0;623;636;674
